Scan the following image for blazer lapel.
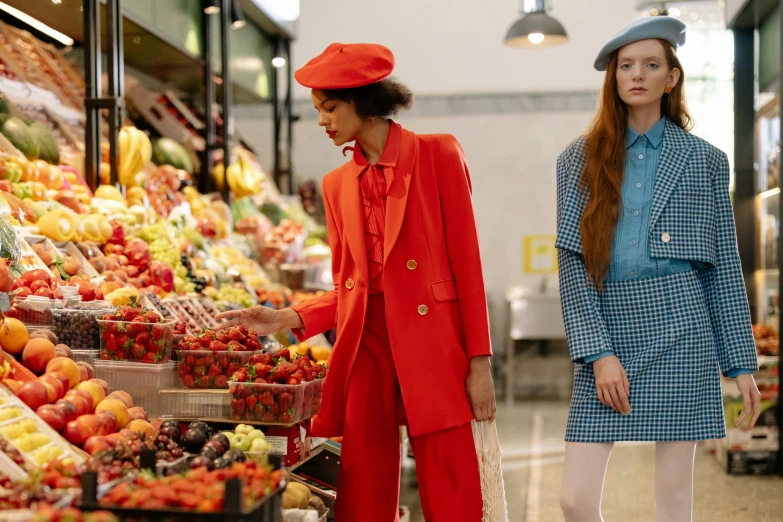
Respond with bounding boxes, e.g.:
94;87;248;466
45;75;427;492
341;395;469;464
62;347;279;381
341;162;369;275
384;128;417;262
649;120;693;231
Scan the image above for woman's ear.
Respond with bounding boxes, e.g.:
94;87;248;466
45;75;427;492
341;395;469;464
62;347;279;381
668;67;681;91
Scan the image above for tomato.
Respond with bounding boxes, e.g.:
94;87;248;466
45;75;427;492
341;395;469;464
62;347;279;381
14;287;31;299
30;280;50;293
52;289;63;300
76;281;95;302
34;287;54;299
21;269;51;286
11;279;27;291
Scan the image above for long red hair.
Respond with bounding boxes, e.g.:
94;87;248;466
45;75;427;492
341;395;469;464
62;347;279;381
580;40;693;288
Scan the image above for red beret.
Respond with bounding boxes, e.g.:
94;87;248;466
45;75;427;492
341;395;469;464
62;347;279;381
294;43;395;89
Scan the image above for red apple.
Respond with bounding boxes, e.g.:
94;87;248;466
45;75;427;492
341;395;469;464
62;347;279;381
95;410;118;435
15;381;49;411
36;404;65;432
41;382;57;404
30;280;49;293
88;378;109;395
62;395;91;418
64;389;94;412
34;287;54;299
40;372;68;400
83;435;112;455
64;415;101;447
11;279;26;291
54;399;78;423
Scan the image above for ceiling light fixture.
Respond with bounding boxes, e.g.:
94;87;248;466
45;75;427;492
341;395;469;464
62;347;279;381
272;57;286;68
504;0;568;49
204;0;220;15
0;1;73;45
230;0;246;28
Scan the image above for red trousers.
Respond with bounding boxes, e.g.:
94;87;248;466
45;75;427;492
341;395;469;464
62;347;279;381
336;295;482;522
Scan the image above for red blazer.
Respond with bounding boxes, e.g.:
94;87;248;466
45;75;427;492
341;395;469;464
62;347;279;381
292;126;492;437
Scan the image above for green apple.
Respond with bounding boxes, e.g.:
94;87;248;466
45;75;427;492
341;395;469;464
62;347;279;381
234;434;251;452
247;429;265;442
235;424;253;436
250;438;268;452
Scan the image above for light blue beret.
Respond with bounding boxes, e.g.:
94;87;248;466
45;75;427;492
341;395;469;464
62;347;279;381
594;16;687;71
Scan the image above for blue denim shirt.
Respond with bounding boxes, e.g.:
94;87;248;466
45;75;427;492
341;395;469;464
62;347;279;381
584;118;753;378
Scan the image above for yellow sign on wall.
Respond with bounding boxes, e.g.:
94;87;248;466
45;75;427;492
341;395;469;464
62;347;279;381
523;235;558;274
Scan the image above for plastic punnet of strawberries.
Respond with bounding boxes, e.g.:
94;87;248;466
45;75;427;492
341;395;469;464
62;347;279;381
98;297;174;363
176;325;264;389
227;348;327;424
99;461;283;512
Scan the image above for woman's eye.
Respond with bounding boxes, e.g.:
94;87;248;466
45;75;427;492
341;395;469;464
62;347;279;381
325;106;335;113
620;64;631;70
648;63;658;69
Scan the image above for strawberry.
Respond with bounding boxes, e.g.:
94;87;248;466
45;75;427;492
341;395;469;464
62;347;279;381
118;304;141;322
183;335;197;344
254;404;266;420
278;392;293;411
116;349;128;360
237;325;249;336
185;355;196;366
197;375;210;388
209;341;227;352
254;363;272;378
287;378;300;385
216;332;230;344
259;391;274;406
272;361;297;382
152;324;167;340
227;340;244;352
208;365;221;377
233;370;248;383
231;398;246;414
132;344;147;359
280;412;292;424
261;411;275;423
178;364;192;377
136;331;151;346
228;329;247;342
218;354;230;368
270;402;280;415
276;348;291;361
102;313;117;322
249;353;265;365
246;339;262;351
198;335;212;348
254;377;266;384
214;375;228;388
246;395;258;411
143;311;162;323
227;363;241;376
100;352;111;360
105;335;118;352
141;352;157;364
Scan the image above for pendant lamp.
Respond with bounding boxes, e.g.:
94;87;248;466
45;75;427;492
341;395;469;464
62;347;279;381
504;0;569;48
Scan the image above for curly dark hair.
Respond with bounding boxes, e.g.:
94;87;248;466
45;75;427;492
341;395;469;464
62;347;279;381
323;78;413;120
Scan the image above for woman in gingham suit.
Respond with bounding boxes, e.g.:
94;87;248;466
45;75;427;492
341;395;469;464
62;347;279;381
557;17;761;522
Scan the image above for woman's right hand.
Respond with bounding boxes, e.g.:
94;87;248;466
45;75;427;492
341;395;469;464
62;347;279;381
593;355;631;415
214;306;303;336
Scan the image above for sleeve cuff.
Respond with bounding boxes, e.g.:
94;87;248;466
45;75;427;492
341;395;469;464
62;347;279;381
582;350;614;364
727;368;755;379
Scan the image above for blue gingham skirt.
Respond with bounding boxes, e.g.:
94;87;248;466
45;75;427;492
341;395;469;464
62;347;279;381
565;270;726;442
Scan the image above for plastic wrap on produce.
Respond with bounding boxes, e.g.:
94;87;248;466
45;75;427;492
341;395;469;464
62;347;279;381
0;216;21;263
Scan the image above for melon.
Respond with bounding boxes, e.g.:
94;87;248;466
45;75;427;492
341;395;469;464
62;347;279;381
29;122;59;165
1;118;39;161
151;138;192;173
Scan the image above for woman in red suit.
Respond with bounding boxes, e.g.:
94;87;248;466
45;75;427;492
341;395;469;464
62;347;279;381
216;43;495;522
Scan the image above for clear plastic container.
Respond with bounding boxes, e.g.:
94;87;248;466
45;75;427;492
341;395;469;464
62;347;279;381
14;297;63;326
175;350;261;389
227;379;324;425
71;350;98;365
97;319;174;363
94;361;177;391
159;389;230;419
52;308;109;350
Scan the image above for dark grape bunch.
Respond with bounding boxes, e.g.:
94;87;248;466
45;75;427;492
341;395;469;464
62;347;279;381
181;254;208;293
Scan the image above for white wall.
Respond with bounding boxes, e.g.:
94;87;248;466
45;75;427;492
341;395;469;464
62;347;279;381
293;0;637;96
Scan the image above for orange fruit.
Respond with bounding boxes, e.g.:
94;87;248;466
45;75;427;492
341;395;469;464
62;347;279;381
0;319;29;355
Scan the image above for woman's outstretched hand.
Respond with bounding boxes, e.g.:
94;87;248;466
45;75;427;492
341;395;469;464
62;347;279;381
214;306;303;336
734;373;762;429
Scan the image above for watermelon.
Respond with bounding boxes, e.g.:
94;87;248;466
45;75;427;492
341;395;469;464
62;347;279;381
151;137;193;173
29;122;60;165
1;117;38;161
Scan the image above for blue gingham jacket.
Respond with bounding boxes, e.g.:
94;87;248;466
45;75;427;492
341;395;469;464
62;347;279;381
556;120;759;377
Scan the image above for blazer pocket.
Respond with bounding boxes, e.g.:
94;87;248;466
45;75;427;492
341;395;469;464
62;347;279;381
432;279;458;302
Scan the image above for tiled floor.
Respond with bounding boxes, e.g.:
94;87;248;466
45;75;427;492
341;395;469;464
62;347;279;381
400;401;783;521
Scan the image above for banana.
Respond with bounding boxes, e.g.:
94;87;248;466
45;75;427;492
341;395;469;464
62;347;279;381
132;127;151;178
118;126;136;185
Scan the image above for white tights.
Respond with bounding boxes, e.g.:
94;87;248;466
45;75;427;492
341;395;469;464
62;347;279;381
560;441;697;522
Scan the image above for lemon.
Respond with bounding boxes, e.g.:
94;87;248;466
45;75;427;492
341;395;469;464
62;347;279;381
94;185;125;202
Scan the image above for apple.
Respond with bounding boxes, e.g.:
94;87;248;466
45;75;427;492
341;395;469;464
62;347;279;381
36;404;66;432
64;389;94;412
247;429;265;442
95;410;118;435
34;287;54;299
22;339;55;375
62;394;91;418
127;406;148;422
250;438;269;452
233;434;251;452
88;378;109;395
41;382;57;404
75;381;105;408
83;435;112;455
235;424;253;436
46;358;80;388
15;381;49;411
95;399;130;429
30;281;49;293
76;362;94;382
125;419;156;439
63;414;101;447
54;399;78;423
39;373;67;401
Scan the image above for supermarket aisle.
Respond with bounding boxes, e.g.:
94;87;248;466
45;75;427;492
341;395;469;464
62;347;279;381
400;402;783;521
